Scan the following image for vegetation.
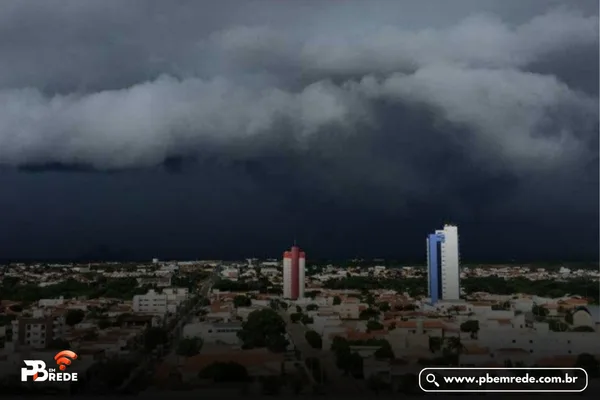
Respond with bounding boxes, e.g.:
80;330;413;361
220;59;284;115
65;309;86;326
564;311;574;324
237;308;288;352
212;278;281;294
462;276;599;303
330;337;394;378
0;276;153;301
305;357;327;384
321;275;599;303
460;320;479;338
176;337;203;357
306;304;319;311
366;320;384;332
290;313;302;323
323;276;427;296
548;320;569;332
170;271;209;291
358;308;379;320
332;296;342;305
233;295;252;308
305;330;322;349
532;304;549;317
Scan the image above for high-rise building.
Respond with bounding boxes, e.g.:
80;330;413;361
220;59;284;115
283;244;306;299
426;224;460;304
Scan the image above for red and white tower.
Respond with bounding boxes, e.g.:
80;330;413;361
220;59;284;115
283;244;306;299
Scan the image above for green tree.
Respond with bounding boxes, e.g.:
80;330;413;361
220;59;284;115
176;337;203;357
366;320;384;332
305;330;322;349
532;304;549;318
359;308;379;320
305;290;319;299
237;308;288;352
290;313;302;323
374;341;394;359
65;309;86;326
295;305;302;313
301;314;314;324
460;320;480;338
429;337;443;353
97;318;111;330
565;311;574;324
233;295;252;308
548;320;569;332
306;304;319;311
444;337;464;357
378;302;390;312
333;296;342;305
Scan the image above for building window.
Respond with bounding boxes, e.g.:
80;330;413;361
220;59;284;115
529;340;533;344
530;350;533;353
512;340;516;343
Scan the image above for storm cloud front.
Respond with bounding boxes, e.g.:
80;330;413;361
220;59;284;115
0;0;598;260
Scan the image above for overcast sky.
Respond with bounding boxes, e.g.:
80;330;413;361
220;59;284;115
0;0;598;261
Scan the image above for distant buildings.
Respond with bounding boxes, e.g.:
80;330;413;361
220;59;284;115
427;224;460;303
283;244;306;299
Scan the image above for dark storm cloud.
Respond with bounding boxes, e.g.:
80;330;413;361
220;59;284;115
0;0;597;259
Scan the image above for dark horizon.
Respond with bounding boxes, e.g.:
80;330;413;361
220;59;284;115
1;0;598;262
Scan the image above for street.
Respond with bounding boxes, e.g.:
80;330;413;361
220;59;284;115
278;309;364;394
117;269;218;393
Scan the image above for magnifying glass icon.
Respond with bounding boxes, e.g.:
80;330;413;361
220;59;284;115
426;373;440;388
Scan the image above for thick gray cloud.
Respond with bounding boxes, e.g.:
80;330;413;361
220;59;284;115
0;0;597;259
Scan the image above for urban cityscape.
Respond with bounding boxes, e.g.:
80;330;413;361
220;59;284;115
0;224;598;395
1;0;599;397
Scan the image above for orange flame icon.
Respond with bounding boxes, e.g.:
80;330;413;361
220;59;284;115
54;350;78;371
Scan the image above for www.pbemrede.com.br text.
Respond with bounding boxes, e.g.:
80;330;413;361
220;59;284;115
419;367;588;393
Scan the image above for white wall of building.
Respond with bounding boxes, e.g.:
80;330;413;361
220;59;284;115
299;255;306;299
439;225;460;300
133;290;168;315
283;257;291;299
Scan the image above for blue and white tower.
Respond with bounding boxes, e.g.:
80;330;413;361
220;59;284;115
426;225;460;304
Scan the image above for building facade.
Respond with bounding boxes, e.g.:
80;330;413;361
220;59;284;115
426;224;460;304
283;245;306;300
11;310;65;350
